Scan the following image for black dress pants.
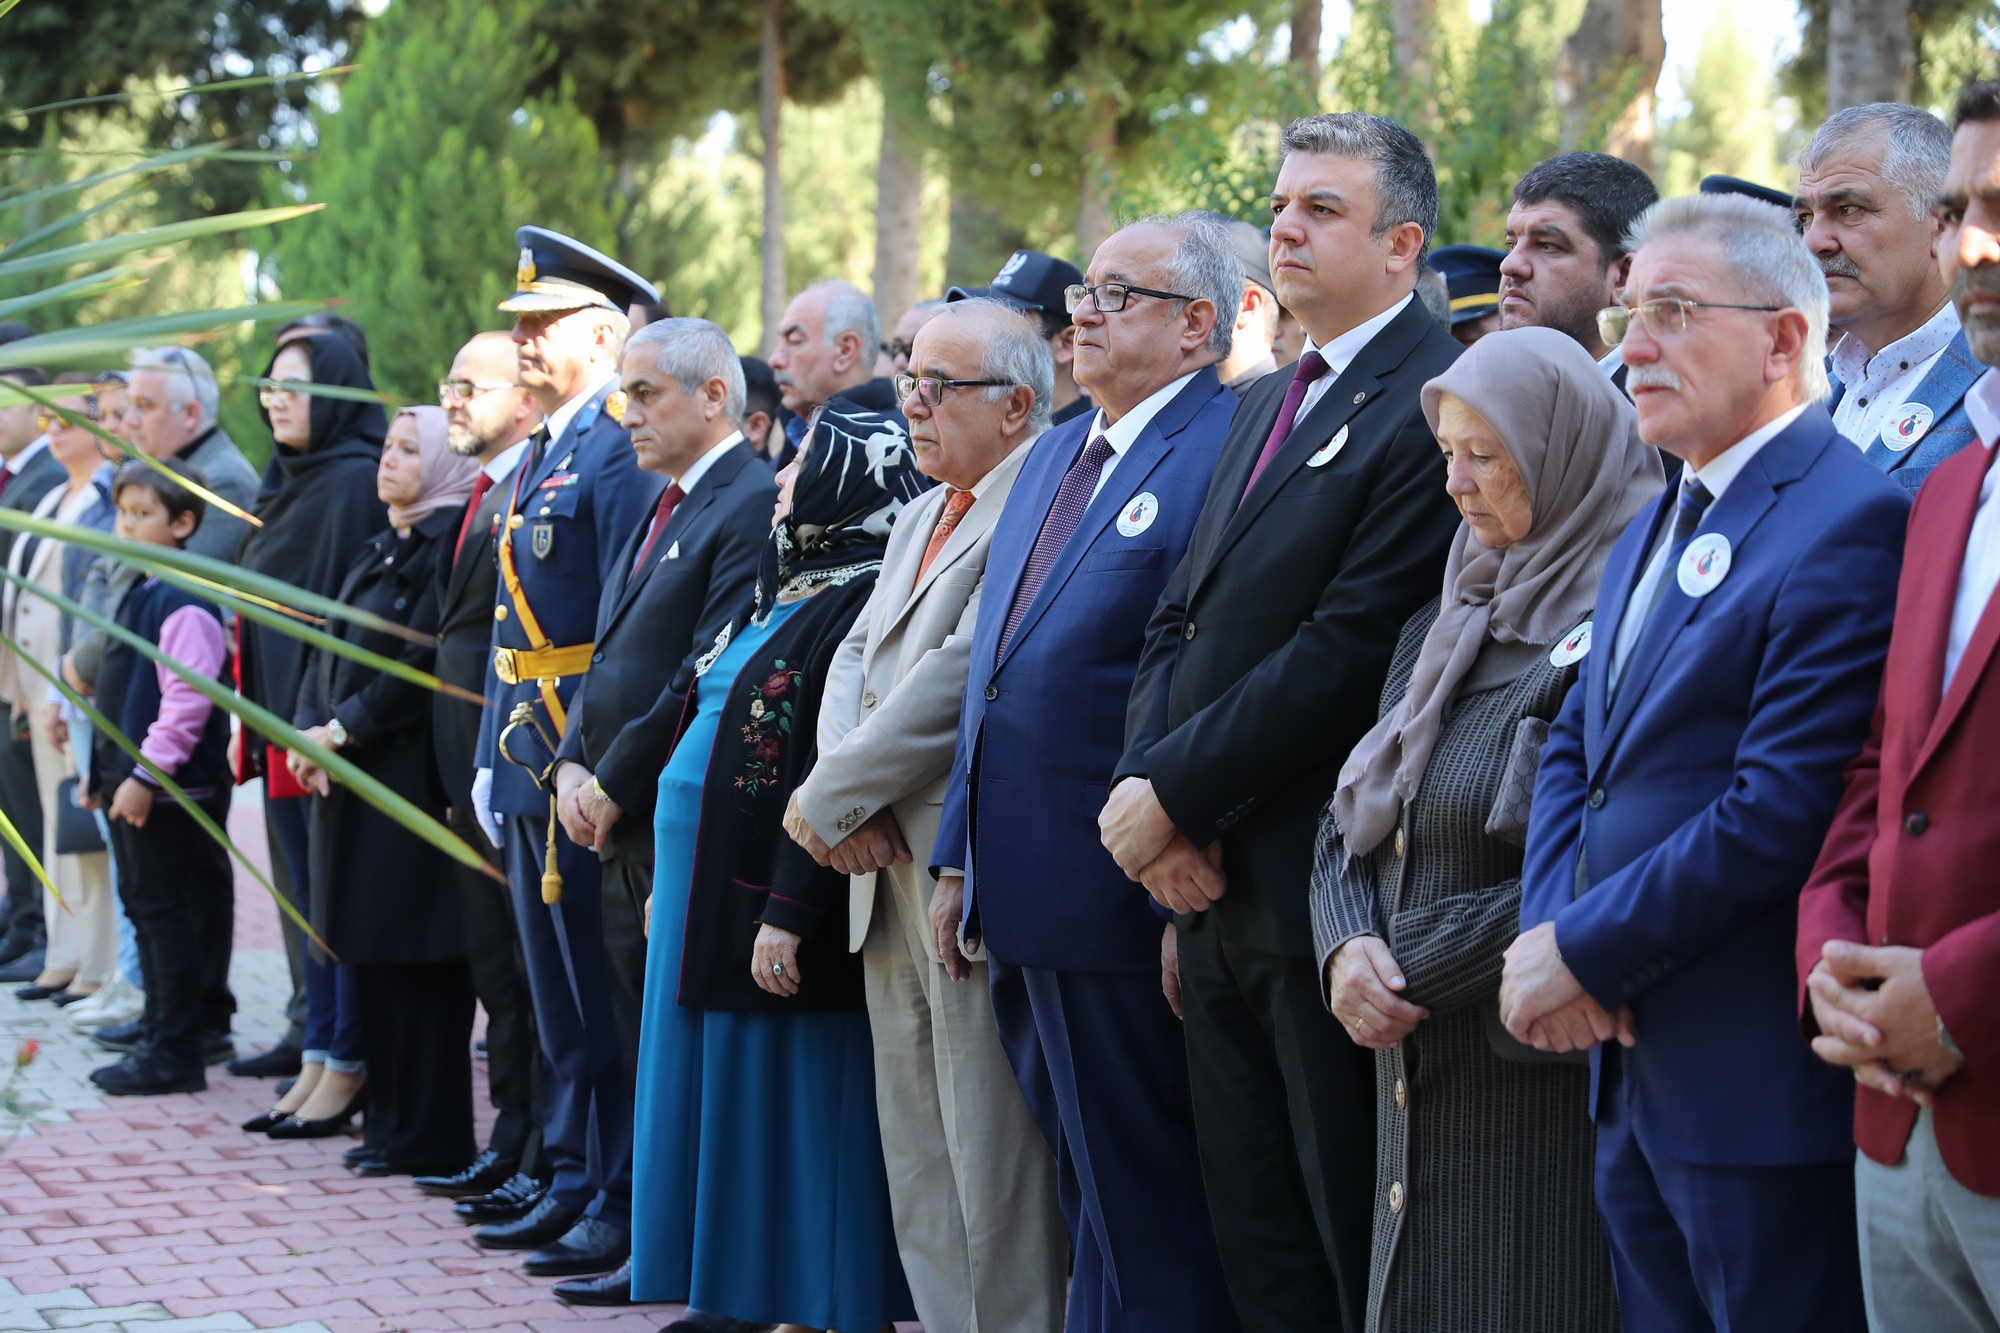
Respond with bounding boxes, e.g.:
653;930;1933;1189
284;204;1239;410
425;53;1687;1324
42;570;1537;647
0;722;46;942
110;794;235;1067
599;816;652;1084
356;959;478;1174
1177;916;1376;1333
448;803;540;1164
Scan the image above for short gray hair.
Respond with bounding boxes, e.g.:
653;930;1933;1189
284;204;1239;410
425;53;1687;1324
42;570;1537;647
624;317;747;421
1627;194;1832;402
806;279;880;361
938;297;1055;433
1280;112;1439;263
1129;212;1245;359
128;345;218;429
1801;102;1952;221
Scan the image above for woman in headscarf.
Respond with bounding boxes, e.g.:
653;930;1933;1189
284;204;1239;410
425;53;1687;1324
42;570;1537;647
629;404;924;1332
1309;326;1662;1332
280;405;480;1173
236;330;386;1138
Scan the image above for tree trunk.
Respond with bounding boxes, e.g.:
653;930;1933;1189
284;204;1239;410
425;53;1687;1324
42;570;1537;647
1390;0;1438;91
1827;0;1915;110
1075;89;1118;264
871;71;926;329
1554;0;1665;168
945;192;1026;290
1289;0;1322;88
758;0;788;354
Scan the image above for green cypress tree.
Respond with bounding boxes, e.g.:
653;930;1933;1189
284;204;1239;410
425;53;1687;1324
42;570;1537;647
270;0;617;402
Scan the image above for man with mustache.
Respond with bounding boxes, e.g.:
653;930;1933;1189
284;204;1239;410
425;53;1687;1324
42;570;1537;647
1797;80;2000;1329
1798;102;1980;493
767;279;901;463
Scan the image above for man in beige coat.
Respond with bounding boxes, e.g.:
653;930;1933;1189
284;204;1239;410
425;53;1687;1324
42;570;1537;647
786;298;1066;1333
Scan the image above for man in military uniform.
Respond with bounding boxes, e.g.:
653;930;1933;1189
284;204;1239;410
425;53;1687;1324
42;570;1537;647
468;228;665;1283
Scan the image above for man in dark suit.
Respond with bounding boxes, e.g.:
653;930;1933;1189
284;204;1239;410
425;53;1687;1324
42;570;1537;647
1498;152;1659;389
468;228;665;1280
1099;114;1462;1332
545;317;775;1307
936;213;1243;1333
1503;193;1905;1332
406;331;544;1208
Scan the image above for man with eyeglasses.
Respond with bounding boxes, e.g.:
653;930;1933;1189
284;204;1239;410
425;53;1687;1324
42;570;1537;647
124;346;260;564
1098;114;1461;1332
931;212;1244;1333
785;297;1063;1333
1501;192;1907;1332
879;298;946;378
948;250;1096;426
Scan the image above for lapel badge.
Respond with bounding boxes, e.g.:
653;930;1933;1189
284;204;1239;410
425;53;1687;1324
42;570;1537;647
1881;403;1934;452
531;521;555;560
1677;532;1731;598
554;451;574;473
1549;620;1593;667
1116;492;1160;537
517;246;537;288
1353;392;1366;404
1308;425;1350;468
605;389;629;426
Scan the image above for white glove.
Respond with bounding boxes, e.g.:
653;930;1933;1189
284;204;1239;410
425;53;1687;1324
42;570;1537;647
471;767;504;849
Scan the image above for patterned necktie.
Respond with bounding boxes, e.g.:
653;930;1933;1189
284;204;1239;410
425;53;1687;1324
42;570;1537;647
1240;348;1330;503
916;489;976;583
998;434;1117;657
452;471;495;563
630;484;686;579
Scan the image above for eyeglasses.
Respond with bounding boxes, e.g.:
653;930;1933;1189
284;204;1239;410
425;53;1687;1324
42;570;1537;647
880;339;915;362
33;397;97;432
893;373;1018;407
256;378;307;409
1596;297;1786;346
438;378;518;405
1064;281;1197;314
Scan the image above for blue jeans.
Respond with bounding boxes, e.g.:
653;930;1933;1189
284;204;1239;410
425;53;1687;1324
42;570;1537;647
72;715;142;988
266;794;362;1072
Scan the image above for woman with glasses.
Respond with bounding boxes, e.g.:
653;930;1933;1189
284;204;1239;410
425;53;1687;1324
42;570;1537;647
236;330;388;1142
0;375;119;1009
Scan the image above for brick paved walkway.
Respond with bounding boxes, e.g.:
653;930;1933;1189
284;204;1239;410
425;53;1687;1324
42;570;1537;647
0;786;676;1333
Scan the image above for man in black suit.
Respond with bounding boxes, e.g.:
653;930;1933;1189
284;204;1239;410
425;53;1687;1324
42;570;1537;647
1100;113;1462;1333
407;331;545;1206
546;317;775;1307
1497;152;1659;389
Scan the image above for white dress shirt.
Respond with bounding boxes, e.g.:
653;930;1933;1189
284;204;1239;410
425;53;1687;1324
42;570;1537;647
3;435;49;479
1599;346;1626;381
1945;370;2000;688
1830;302;1960;452
1610;404;1808;681
540;371;620;453
1081;370;1198;504
670;429;743;496
1294;294;1415;423
482;437;530;485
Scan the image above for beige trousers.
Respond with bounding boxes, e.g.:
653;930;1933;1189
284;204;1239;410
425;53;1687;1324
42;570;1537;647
29;714;115;985
861;861;1066;1333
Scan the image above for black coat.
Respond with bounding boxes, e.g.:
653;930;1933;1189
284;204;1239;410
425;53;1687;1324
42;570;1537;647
1117;297;1464;956
554;440;776;819
297;512;464;965
674;575;875;1014
431;465;514;814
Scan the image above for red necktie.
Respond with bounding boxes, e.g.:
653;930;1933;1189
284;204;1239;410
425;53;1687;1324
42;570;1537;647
630;484;686;578
1240;348;1330;503
453;472;495;562
916;489;976;583
0;466;13;502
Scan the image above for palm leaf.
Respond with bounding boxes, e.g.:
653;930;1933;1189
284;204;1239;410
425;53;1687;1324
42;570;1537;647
0;299;331;368
246;378;412;408
0;143;288;212
0;262;160;322
0;187;159;263
0;801;57;911
2;66;356;122
0;205;324;281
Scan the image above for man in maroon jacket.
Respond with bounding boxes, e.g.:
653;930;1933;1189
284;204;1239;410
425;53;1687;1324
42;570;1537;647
1797;80;2000;1330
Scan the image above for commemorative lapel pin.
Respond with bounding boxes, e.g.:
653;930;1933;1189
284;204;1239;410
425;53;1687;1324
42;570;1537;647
1308;425;1350;468
1677;533;1731;597
1116;492;1160;537
1549;620;1593;667
1881;403;1934;452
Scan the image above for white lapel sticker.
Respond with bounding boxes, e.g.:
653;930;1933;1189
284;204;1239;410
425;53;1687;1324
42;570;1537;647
1116;492;1160;537
664;540;680;560
1881;403;1934;452
1677;533;1732;598
1549;620;1593;667
1307;425;1349;468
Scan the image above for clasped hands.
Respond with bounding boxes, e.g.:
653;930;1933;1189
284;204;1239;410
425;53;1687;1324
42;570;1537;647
780;792;911;876
556;761;622;852
285;724;337;798
1806;941;1962;1104
1498;922;1636;1054
1098;778;1226;912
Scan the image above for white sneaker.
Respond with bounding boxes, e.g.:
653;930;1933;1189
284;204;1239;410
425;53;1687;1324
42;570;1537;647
68;973;143;1030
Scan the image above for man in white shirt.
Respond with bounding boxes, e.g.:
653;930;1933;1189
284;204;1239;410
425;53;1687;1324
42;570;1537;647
1799;101;1984;492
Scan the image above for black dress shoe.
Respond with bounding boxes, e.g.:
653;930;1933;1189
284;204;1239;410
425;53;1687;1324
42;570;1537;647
472;1192;582;1250
265;1085;366;1140
0;928;42;968
521;1216;629;1277
241;1108;288;1133
553;1261;634;1306
225;1042;302;1078
202;1033;235;1066
453;1172;545;1224
348;1150;396;1176
89;1050;204;1096
94;1018;146;1051
49;988;95;1007
14;980;65;1001
662;1314;777;1333
413;1149;517;1198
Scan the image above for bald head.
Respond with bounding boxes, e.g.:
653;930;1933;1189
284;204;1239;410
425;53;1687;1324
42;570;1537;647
445;331;535;459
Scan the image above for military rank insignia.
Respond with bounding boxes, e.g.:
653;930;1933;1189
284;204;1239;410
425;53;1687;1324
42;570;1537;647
605;389;629;425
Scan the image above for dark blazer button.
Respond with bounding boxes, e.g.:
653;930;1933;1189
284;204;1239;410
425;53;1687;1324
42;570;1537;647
985;685;999;701
1588;788;1605;809
592;651;605;664
1184;622;1197;641
1905;812;1929;835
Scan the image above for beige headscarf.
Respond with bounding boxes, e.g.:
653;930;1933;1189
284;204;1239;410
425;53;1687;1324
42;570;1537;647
1333;325;1662;860
386;405;480;533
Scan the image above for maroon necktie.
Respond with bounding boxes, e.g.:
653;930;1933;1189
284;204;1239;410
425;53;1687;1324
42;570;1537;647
452;471;495;562
1239;348;1329;503
630;484;686;578
0;466;13;502
998;434;1117;658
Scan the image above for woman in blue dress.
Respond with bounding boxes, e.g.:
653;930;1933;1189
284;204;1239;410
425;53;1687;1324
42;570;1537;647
632;404;928;1332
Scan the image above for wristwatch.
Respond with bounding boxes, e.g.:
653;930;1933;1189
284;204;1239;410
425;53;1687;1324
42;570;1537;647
326;719;350;750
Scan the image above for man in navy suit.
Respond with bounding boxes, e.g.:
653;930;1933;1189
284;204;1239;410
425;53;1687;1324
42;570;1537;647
936;213;1242;1333
1502;193;1909;1331
468;227;665;1279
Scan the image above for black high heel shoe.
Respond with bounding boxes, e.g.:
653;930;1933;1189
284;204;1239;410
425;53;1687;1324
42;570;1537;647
264;1084;368;1139
241;1107;289;1133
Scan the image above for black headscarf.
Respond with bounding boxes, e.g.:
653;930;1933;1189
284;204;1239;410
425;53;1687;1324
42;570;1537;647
752;403;927;625
251;331;390;508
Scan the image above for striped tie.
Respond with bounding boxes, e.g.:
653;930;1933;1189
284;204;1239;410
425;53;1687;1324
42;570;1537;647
998;433;1117;658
